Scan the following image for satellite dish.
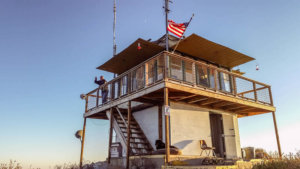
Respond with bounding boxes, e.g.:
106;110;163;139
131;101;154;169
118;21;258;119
80;94;86;100
75;130;83;140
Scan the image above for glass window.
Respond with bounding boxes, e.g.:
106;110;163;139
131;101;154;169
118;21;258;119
184;61;193;83
121;76;128;95
219;72;232;93
170;56;183;80
196;65;209;87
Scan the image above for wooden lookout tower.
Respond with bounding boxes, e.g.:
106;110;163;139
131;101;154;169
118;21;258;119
79;34;281;168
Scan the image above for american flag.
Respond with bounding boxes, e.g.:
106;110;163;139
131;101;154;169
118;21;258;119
167;20;189;38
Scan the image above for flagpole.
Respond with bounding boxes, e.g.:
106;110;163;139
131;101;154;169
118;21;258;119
172;14;194;54
113;0;117;78
165;0;169;51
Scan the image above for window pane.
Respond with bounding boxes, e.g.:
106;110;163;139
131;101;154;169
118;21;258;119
170;56;183;80
196;65;209;87
219;72;232;92
185;61;193;83
157;55;164;80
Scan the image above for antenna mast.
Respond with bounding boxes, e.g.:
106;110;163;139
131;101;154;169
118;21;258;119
113;0;117;77
165;0;169;51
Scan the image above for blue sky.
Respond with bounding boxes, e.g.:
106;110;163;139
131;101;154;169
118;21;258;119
1;0;300;168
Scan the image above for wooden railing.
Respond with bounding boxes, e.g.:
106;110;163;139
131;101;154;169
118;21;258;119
85;51;273;112
85;52;166;111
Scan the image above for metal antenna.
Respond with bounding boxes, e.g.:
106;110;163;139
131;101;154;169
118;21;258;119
113;0;117;78
165;0;169;51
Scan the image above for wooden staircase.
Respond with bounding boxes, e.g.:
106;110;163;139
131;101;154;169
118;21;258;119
113;107;154;155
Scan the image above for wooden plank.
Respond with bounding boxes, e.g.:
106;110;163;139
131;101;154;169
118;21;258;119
272;111;282;158
164;87;170;164
174;94;197;101
188;96;208;104
79;118;86;169
198;98;220;106
211;101;235;108
126;101;131;169
107;109;113;164
165;81;276;112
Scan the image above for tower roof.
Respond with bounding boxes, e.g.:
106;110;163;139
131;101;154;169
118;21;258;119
97;34;254;74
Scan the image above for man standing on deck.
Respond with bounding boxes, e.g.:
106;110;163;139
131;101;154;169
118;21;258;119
94;76;108;103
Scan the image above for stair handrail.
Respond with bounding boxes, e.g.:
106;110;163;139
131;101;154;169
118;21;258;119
116;107;128;128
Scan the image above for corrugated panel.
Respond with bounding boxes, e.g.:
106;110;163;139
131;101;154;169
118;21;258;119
172;34;255;68
97;38;164;74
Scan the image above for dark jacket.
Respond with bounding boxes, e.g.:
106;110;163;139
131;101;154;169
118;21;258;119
95;79;108;91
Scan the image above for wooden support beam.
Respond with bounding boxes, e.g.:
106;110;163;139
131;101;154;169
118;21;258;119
133;97;161;105
188;97;208;104
164;88;170;165
165;82;276;112
199;99;220;106
174;94;197;101
126;101;132;169
226;105;248;111
158;105;162;140
79;118;86;169
234;107;257;113
211;101;235;108
107;108;113;164
272;111;282;158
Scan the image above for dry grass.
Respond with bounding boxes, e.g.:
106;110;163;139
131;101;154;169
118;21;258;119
253;151;300;169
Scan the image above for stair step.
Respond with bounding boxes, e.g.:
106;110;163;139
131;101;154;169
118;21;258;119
120;126;139;129
116;120;137;125
130;141;148;144
126;136;146;139
131;147;152;150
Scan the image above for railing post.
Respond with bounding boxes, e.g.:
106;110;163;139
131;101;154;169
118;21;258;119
145;62;149;86
232;76;237;96
214;69;218;91
253;82;258;102
96;88;100;107
192;62;196;86
268;86;274;106
164;53;169;81
85;95;89;112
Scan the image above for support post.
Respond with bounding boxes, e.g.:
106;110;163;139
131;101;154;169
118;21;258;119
126;101;132;169
164;88;170;164
253;82;257;102
272;111;282;158
108;108;114;164
79;118;87;169
158;105;163;140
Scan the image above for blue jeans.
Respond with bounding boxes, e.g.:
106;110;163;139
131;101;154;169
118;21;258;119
101;90;108;103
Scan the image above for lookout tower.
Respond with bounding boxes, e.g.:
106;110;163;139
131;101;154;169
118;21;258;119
80;34;281;168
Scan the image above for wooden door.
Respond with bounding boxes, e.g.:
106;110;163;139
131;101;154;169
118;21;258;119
209;113;226;158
